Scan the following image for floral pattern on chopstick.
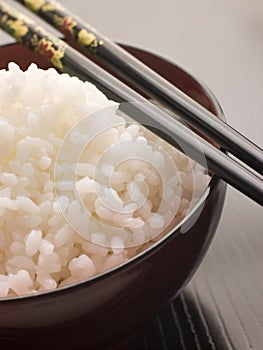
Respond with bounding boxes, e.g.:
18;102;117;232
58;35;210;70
78;29;98;48
18;0;103;52
24;0;45;12
53;15;76;38
37;36;65;69
0;18;28;42
0;2;66;70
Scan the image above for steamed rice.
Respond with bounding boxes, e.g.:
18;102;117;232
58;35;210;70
0;63;210;297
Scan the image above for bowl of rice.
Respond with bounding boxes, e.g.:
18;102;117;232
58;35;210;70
0;43;226;350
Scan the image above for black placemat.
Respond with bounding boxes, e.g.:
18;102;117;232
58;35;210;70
128;191;263;350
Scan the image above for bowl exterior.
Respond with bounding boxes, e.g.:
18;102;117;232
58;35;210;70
0;44;226;349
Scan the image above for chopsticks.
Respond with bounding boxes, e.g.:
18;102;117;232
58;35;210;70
13;0;263;176
0;1;262;206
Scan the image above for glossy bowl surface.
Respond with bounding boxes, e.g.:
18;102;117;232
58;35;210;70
0;43;226;350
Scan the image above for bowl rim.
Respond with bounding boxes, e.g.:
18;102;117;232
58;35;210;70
0;43;225;302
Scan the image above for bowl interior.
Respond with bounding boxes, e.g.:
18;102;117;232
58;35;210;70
0;43;223;299
0;43;227;350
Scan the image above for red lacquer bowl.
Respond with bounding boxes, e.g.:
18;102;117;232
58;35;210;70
0;43;226;350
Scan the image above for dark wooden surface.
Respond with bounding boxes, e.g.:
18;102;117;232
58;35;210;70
128;191;263;350
1;1;262;349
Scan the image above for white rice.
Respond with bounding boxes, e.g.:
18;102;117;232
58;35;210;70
0;63;210;297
